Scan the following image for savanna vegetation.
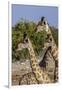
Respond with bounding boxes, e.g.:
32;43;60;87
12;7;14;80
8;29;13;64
12;19;58;62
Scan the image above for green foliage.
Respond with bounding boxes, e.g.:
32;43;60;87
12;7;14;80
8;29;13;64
12;19;58;62
30;31;47;55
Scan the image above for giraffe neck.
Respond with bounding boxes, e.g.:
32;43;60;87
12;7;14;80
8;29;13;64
46;28;58;61
49;28;58;81
27;39;51;83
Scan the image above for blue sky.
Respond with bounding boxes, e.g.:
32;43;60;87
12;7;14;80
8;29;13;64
12;4;58;27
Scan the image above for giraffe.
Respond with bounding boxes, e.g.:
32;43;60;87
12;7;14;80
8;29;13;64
36;17;58;61
16;33;52;84
35;17;58;82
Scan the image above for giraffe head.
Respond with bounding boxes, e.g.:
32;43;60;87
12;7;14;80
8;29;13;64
16;32;29;51
36;17;49;33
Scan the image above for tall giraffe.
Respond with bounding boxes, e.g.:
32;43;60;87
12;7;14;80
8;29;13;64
36;17;58;61
36;17;58;82
17;33;52;84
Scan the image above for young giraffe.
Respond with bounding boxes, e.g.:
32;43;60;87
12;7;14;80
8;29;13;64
17;33;52;84
36;17;58;82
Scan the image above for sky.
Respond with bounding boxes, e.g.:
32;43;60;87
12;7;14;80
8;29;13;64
12;4;58;27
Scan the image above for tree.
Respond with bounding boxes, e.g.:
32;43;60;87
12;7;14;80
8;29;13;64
12;19;58;62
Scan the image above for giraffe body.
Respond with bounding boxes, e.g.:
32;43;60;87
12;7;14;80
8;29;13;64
36;17;58;82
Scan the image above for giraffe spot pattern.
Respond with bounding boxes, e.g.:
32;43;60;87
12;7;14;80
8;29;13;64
36;72;41;79
51;47;56;54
